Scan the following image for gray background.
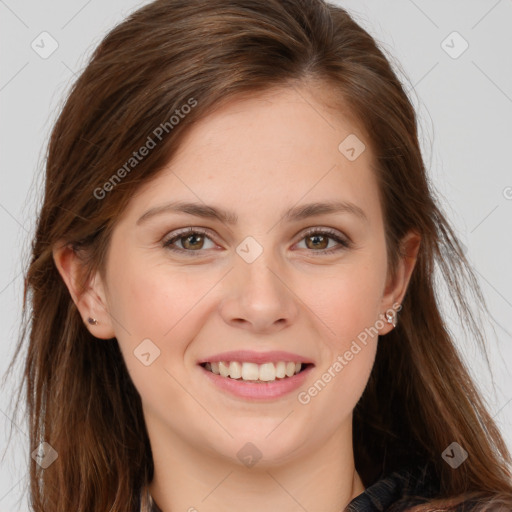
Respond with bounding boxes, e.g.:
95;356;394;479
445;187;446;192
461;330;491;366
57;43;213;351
1;0;511;510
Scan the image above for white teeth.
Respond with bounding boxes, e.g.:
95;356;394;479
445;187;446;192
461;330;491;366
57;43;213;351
229;361;242;379
218;361;230;378
203;361;305;382
258;363;275;381
275;361;286;378
285;362;296;377
241;362;260;380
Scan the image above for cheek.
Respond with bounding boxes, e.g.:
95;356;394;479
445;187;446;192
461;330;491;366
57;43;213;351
303;261;385;342
106;248;185;333
299;273;380;428
106;252;217;361
295;253;385;410
106;259;210;400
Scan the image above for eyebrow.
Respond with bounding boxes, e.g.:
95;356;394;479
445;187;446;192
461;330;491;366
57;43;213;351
136;200;368;226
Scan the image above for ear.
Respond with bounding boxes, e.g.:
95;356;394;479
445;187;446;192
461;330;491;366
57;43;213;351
52;242;116;339
378;230;421;335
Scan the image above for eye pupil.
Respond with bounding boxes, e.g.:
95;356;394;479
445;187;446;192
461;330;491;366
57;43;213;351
306;234;328;250
183;234;204;250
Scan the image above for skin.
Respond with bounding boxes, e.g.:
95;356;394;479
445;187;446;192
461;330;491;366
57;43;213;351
54;83;420;512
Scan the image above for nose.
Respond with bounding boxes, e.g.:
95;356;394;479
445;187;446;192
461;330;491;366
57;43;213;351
218;251;300;334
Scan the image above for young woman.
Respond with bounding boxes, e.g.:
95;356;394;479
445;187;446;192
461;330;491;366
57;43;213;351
8;0;512;510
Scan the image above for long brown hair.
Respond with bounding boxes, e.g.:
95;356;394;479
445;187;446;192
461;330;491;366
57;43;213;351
4;0;512;510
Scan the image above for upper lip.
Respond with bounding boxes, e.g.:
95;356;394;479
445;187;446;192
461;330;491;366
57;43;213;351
197;350;314;365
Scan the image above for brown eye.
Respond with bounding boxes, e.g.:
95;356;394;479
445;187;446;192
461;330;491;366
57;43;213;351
305;234;330;250
296;228;352;255
163;228;216;253
181;233;205;250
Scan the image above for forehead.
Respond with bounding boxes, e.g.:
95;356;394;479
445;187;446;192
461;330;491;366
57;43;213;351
122;84;381;226
172;84;370;166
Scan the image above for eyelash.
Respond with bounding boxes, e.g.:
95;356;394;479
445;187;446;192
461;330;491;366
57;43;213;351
161;227;352;256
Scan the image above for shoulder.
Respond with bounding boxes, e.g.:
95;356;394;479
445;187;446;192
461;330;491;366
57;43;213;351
345;462;508;512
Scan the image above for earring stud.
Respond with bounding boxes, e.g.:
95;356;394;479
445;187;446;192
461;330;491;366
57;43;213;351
87;317;99;325
385;310;397;328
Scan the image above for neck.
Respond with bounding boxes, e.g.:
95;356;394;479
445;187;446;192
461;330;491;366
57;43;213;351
146;412;365;512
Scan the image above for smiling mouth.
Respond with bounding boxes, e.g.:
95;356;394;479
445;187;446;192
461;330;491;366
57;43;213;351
199;361;314;383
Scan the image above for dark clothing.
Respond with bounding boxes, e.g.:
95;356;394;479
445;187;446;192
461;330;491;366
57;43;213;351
345;461;478;511
139;461;477;512
345;462;440;511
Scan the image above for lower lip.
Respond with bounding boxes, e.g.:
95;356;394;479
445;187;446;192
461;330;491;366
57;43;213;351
199;364;314;401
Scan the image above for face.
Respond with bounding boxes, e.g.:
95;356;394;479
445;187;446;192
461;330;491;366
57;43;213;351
64;84;412;468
